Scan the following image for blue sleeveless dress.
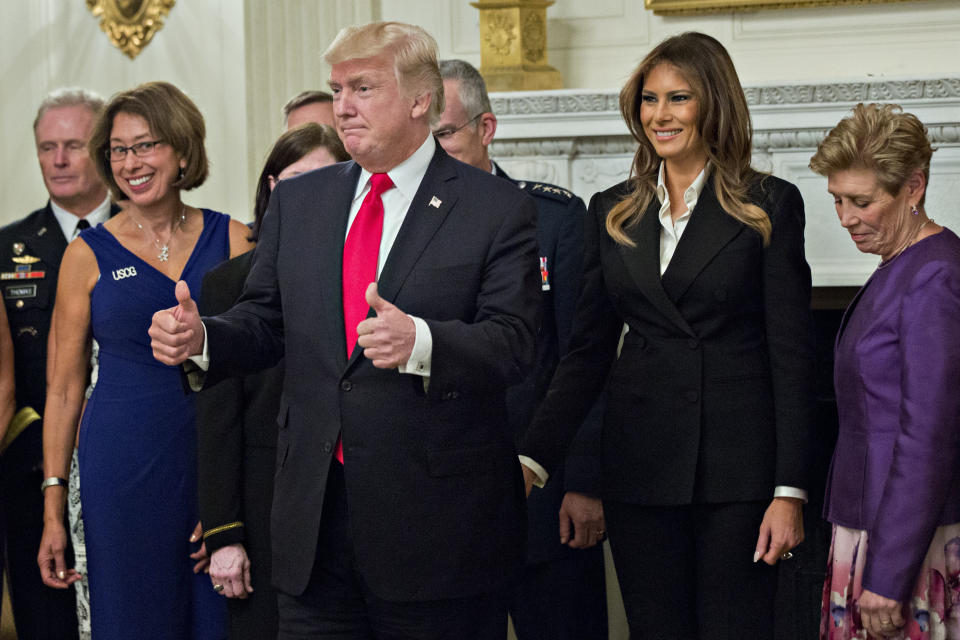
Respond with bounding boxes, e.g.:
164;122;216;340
78;209;230;639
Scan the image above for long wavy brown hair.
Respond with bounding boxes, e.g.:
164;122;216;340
607;32;771;246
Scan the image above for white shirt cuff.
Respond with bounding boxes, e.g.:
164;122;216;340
774;485;808;503
518;455;548;488
398;315;431;377
183;322;209;392
187;321;210;371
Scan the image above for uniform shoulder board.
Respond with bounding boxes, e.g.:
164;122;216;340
516;180;575;203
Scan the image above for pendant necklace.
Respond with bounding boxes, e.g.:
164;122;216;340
133;206;186;262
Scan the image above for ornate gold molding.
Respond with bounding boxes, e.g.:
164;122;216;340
646;0;914;15
471;0;563;92
86;0;176;59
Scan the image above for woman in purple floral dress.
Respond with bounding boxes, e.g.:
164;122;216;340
810;103;960;639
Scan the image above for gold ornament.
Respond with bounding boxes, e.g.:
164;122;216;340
86;0;176;60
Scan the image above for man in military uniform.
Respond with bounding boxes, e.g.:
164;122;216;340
0;88;116;639
435;60;608;640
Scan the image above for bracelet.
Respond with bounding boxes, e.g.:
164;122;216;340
40;477;68;493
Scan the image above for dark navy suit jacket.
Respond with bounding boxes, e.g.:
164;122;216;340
201;145;541;601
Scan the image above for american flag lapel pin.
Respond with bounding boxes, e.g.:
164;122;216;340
429;196;442;208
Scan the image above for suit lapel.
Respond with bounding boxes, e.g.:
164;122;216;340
660;181;744;304
345;149;459;370
319;162;362;369
617;197;695;337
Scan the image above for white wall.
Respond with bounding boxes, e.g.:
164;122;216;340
4;1;957;230
0;1;247;226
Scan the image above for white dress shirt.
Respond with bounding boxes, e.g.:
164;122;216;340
347;135;436;377
192;135;438;378
50;195;112;240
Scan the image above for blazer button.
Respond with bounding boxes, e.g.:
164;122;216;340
323;441;332;453
443;390;460;400
687;338;699;349
340;380;353;391
685;390;699;403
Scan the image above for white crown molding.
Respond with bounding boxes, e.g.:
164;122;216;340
492;78;960;144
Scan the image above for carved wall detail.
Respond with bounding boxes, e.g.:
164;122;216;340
522;12;546;62
490;78;960;286
483;11;517;59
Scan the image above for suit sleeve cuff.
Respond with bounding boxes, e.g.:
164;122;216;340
774;485;808;503
518;455;548;488
202;521;245;554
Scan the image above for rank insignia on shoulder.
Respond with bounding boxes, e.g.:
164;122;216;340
519;181;575;202
12;255;41;265
12;242;24;256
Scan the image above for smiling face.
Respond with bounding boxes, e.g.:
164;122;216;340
828;167;917;261
329;53;430;173
35;105;107;215
109;111;184;209
640;63;706;173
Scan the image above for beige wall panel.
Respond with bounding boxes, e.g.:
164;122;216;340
0;0;248;226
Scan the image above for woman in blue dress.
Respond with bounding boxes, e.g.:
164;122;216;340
37;81;253;639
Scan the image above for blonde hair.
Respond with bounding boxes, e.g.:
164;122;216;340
323;22;444;126
809;103;933;206
89;81;208;199
607;32;771;246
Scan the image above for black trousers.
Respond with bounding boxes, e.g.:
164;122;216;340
508;544;607;640
277;463;507;640
604;500;777;640
0;422;78;640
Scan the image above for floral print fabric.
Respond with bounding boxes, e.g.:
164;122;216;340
821;523;960;639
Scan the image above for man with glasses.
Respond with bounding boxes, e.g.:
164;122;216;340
435;59;607;640
0;88;117;640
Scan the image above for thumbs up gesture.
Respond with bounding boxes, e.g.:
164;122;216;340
149;280;205;365
356;283;416;369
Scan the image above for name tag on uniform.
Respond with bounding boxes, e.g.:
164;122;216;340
5;284;36;299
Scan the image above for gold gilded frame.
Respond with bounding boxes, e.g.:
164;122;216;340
87;0;176;59
646;0;914;15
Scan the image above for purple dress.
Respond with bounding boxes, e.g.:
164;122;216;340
821;227;960;638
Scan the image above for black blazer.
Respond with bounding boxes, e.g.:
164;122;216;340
520;174;816;505
196;250;281;551
202;146;541;601
196;250;281;639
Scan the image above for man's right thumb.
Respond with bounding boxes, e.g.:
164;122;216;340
175;280;194;308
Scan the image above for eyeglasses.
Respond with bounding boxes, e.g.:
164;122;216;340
433;114;482;139
106;140;166;162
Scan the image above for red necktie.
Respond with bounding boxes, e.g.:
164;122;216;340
337;172;394;463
